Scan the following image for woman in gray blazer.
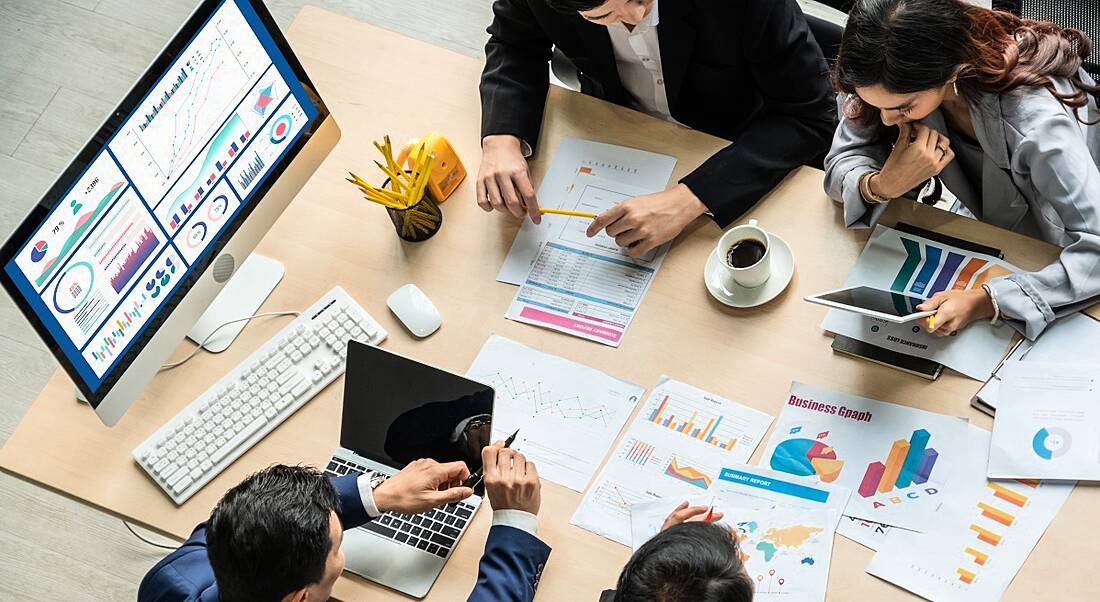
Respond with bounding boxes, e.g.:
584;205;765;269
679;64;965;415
824;0;1100;340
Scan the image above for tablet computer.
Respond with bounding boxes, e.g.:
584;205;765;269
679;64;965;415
804;286;934;323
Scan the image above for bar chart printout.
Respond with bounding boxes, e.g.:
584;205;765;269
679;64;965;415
571;377;773;546
867;427;1074;602
762;382;968;531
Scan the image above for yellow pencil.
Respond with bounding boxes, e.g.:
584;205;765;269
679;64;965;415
540;208;597;219
927;314;936;330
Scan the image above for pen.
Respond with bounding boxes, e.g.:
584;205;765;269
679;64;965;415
462;428;520;489
704;505;715;522
540;208;598;219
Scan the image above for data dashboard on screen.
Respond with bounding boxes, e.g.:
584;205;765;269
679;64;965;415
2;0;319;390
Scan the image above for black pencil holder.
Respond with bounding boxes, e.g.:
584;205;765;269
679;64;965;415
381;177;443;242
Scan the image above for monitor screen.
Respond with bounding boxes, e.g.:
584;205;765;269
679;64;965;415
342;341;495;476
1;0;320;393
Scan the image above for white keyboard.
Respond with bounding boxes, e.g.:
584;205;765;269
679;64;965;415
133;286;386;504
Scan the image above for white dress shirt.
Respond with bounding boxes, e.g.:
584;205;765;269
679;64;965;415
606;0;683;125
356;473;539;536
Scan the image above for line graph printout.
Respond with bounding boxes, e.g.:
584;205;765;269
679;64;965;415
466;335;643;491
498;138;676;285
109;0;267;206
821;225;1017;380
571;378;773;545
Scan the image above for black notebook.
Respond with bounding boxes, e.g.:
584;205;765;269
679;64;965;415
830;222;1005;380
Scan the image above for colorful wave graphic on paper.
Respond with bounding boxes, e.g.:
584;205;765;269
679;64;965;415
34;181;126;287
769;438;844;483
889;237;1012;312
857;429;939;498
664;457;712;489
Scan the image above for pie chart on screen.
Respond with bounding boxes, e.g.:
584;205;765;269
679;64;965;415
207;195;230;222
186;221;208;249
269;114;292;144
30;240;48;262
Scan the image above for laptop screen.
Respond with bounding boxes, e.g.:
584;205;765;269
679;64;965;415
342;341;495;475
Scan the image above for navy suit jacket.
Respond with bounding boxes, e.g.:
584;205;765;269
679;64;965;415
138;475;552;602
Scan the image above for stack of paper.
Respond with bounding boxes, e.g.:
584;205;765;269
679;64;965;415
973;312;1100;414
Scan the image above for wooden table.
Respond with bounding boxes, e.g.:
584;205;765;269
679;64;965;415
1;7;1094;601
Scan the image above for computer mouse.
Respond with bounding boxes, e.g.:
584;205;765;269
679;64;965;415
386;283;442;338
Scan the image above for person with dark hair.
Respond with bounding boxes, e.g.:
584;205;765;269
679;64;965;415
138;445;549;602
600;501;753;602
478;0;835;258
825;0;1100;339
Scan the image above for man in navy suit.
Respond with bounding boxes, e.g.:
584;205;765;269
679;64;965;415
138;442;549;601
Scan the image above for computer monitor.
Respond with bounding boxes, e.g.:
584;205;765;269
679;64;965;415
0;0;340;426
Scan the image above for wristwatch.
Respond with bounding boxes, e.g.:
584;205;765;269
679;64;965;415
368;471;388;491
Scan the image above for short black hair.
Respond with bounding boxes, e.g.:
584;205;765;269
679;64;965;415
207;465;339;602
613;522;754;602
545;0;606;14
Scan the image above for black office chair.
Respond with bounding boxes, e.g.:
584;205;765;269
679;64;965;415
992;0;1100;81
806;13;845;64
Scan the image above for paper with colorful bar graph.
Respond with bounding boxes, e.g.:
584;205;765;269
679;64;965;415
867;425;1074;601
760;382;968;531
821;225;1018;380
570;377;774;545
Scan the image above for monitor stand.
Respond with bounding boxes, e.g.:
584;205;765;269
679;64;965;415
187;253;284;352
73;254;284;407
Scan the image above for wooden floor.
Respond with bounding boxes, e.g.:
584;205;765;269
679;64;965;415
0;1;984;599
0;1;487;599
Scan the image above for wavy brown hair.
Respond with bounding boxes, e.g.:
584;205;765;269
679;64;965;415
832;0;1100;127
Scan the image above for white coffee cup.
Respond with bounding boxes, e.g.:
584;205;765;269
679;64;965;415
715;219;772;289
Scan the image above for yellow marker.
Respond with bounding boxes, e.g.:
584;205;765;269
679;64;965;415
540;208;598;219
927;314;936;330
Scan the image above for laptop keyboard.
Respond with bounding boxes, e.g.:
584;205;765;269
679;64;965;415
325;456;475;558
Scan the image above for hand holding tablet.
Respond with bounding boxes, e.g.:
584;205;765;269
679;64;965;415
804;286;935;323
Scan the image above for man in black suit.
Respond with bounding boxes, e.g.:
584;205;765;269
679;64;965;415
478;0;835;258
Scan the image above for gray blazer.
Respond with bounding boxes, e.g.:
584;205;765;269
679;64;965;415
824;76;1100;340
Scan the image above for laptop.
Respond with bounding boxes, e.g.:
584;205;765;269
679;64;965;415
325;340;494;598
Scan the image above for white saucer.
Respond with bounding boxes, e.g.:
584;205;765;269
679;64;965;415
704;233;795;308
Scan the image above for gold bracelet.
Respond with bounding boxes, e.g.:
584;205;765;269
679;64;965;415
860;172;891;204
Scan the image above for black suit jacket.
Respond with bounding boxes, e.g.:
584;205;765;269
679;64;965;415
480;0;835;226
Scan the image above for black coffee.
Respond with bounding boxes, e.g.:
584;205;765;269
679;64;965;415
726;239;767;268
